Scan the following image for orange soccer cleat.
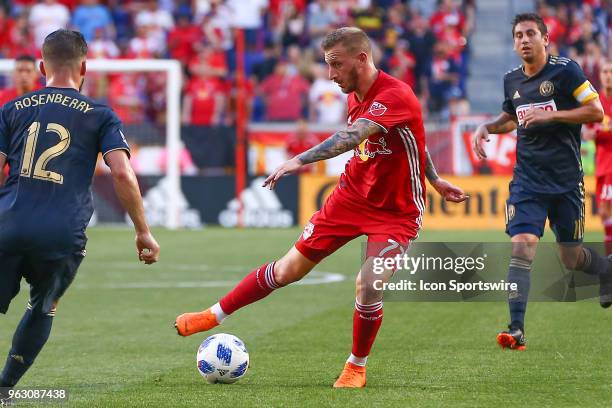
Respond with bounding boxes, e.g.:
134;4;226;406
496;326;527;351
333;362;367;388
174;308;219;337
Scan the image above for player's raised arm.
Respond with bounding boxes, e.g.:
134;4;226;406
105;150;160;264
473;112;518;159
262;118;382;189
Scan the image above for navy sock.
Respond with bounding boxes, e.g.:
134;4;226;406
0;308;54;387
578;247;609;276
508;256;532;330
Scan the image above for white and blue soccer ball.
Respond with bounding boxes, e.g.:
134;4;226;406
196;333;249;384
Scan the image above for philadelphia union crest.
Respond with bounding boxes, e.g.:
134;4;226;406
539;81;554;97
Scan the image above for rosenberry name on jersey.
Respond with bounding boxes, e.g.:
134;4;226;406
13;92;94;113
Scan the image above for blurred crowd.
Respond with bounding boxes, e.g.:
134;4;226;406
0;0;476;128
539;0;612;91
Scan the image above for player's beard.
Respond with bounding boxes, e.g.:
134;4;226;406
345;66;359;93
79;77;85;92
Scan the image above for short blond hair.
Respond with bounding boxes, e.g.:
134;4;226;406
321;27;372;55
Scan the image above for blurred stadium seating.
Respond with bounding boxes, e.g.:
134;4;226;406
0;0;605;229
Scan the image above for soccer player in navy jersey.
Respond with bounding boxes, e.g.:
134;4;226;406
0;29;160;390
473;13;611;350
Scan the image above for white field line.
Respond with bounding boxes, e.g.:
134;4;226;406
73;264;346;289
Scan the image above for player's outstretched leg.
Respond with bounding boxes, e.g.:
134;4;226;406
0;304;55;387
175;262;279;336
175;248;315;336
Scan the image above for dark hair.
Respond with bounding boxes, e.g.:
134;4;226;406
42;29;88;67
511;13;548;36
15;55;36;64
321;27;372;55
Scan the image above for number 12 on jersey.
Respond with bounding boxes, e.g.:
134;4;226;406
20;121;71;184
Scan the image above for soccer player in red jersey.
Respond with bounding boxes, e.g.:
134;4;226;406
0;55;41;107
175;27;468;387
0;55;41;185
586;61;612;255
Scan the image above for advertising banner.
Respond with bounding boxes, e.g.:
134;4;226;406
299;174;601;231
92;175;299;228
452;115;597;176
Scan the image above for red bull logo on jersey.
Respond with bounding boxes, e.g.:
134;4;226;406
302;222;314;240
356;137;392;161
515;100;557;126
368;101;387;116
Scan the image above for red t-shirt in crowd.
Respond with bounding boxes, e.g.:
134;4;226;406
260;73;309;121
429;9;465;38
108;76;145;124
185;77;227;126
168;25;203;65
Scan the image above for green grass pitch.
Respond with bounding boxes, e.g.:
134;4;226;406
1;227;611;407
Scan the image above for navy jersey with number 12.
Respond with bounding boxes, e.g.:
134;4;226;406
0;87;130;259
502;55;598;193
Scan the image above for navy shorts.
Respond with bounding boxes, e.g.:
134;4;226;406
505;181;585;243
0;251;84;315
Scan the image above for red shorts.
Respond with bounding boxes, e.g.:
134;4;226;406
596;174;612;206
295;187;420;263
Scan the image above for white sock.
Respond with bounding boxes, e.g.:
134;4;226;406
210;302;227;323
347;354;368;367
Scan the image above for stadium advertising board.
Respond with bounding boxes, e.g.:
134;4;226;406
452;115;597;176
299;175;601;231
452;115;516;175
92;175;299;228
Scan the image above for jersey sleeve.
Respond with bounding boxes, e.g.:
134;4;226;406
564;60;599;105
99;108;130;161
0;107;8;157
501;76;515;116
356;89;412;133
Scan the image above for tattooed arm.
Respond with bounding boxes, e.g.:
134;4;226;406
297;119;383;164
425;147;469;203
424;148;439;183
263;119;383;189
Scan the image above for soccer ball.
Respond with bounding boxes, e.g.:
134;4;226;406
196;333;249;384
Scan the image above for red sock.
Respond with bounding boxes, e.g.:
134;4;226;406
351;300;384;358
219;262;280;315
605;218;612;256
